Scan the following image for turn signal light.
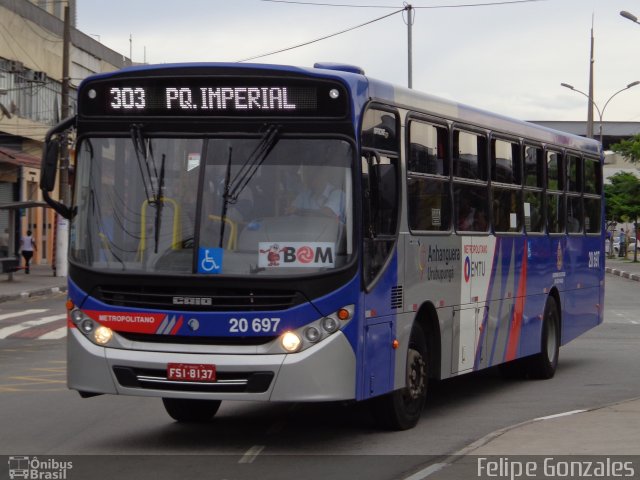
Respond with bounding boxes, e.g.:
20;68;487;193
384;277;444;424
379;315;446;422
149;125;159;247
337;308;350;321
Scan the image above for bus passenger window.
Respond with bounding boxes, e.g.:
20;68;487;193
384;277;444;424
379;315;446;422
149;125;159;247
453;130;487;180
523;146;544;233
408;121;448;175
547;193;565;233
407;177;451;231
493;188;522;233
454;184;488;232
491;139;520;184
546;151;563;191
567;196;583;233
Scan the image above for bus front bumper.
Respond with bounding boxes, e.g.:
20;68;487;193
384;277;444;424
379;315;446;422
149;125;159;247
67;328;356;402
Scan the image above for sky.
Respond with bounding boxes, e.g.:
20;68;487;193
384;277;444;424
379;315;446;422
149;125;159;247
76;0;640;123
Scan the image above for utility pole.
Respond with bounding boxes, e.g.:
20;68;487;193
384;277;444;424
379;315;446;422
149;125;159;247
56;4;71;277
60;4;71;204
406;4;414;89
587;16;595;138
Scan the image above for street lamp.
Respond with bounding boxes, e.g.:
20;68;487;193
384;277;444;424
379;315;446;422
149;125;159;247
560;81;640;145
620;10;639;25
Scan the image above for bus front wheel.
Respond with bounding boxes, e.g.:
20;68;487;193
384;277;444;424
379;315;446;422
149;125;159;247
370;323;428;430
162;398;221;422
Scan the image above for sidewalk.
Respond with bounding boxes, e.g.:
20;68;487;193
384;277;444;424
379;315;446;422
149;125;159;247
606;255;640;282
0;262;67;303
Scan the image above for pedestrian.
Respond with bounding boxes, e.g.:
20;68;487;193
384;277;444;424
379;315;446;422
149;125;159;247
618;228;626;258
21;230;36;274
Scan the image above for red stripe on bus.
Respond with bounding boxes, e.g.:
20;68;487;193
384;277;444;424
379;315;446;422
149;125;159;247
505;251;527;361
170;316;184;335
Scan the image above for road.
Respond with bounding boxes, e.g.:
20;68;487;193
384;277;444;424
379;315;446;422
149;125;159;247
0;276;639;480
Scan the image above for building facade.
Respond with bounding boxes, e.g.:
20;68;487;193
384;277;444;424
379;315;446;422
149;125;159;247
0;0;129;268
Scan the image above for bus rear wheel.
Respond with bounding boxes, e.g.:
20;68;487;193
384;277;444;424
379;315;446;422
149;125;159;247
162;398;221;422
525;297;560;379
371;323;428;430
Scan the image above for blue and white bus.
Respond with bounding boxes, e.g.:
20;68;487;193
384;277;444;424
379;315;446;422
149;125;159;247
41;62;604;430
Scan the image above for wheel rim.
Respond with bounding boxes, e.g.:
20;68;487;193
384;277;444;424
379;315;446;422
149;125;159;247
405;348;426;402
546;313;558;364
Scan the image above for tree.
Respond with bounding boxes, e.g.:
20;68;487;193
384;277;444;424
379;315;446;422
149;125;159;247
610;134;640;164
605;172;640;261
605;172;640;220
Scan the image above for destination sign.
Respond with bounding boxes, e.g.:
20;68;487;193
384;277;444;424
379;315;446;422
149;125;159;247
79;76;349;118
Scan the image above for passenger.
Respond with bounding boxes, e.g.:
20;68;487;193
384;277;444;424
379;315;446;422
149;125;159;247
287;169;344;218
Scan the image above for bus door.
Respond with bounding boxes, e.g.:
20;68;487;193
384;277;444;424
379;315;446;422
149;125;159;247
360;142;400;398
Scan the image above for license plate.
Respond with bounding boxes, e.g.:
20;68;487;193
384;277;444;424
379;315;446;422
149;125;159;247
167;363;216;382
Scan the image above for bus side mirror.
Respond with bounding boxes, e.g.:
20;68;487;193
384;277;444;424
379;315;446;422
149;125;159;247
39;116;76;220
40;139;60;192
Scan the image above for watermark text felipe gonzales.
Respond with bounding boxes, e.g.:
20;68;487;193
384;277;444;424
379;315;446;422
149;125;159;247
477;457;636;480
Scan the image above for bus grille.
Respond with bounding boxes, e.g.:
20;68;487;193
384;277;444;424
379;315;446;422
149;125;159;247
117;332;277;346
94;285;303;311
113;366;274;393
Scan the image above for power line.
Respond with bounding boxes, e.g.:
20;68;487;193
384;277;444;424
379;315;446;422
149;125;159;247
237;7;404;62
18;14;62;43
261;0;547;8
261;0;398;7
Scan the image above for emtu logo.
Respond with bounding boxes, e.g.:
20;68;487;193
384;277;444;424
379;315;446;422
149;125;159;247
463;256;486;283
464;257;471;283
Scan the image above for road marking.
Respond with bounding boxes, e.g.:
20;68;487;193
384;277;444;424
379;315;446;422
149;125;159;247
403;462;449;479
0;309;47;322
534;409;586;421
238;445;265;464
0;314;66;339
631;320;639;325
39;327;67;340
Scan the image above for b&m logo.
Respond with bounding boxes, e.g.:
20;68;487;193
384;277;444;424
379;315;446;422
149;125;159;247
258;242;335;268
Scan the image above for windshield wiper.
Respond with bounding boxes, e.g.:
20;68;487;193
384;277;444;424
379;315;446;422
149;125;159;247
225;124;279;203
130;124;165;253
217;125;280;248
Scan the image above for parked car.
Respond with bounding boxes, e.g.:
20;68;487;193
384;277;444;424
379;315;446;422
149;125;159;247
613;236;637;255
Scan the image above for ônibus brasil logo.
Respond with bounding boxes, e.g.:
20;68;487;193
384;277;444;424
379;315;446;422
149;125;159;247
8;456;73;479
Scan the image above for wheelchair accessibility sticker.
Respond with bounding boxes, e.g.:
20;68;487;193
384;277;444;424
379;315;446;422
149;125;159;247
198;247;223;274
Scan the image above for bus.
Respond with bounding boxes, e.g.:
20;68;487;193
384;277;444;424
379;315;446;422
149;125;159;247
40;62;604;430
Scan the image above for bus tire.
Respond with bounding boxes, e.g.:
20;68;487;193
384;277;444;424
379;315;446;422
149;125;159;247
370;323;428;430
525;296;560;379
162;398;221;422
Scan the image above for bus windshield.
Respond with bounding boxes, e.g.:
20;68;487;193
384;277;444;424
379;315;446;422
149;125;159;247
70;135;355;276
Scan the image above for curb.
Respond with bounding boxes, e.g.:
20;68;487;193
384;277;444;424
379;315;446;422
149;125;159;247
605;266;640;282
403;396;640;480
0;285;67;304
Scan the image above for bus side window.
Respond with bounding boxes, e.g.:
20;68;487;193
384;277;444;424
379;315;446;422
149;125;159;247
566;154;583;234
362;152;399;286
523;145;544;233
407;119;451;232
583;157;601;234
546;150;565;234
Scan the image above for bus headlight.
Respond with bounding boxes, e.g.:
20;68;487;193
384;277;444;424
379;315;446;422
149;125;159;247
278;305;355;353
81;319;94;334
304;326;321;342
281;331;302;352
71;309;84;325
94;326;113;345
321;316;339;333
